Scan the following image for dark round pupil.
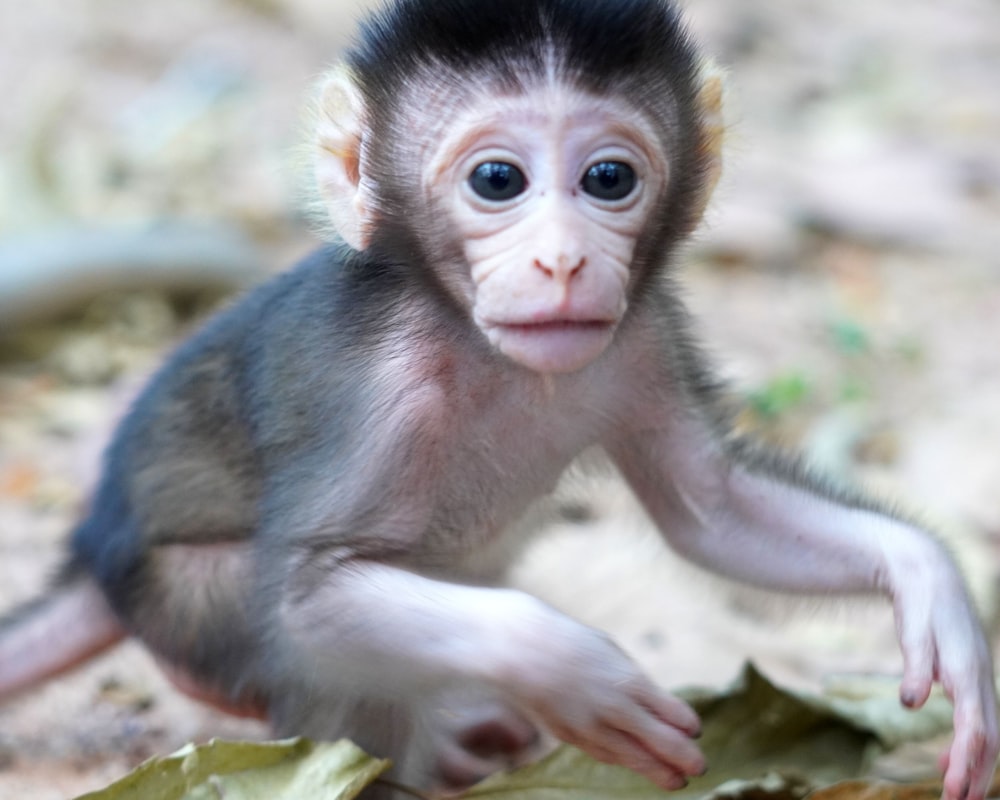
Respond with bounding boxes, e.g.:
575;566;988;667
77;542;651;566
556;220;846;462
469;162;526;201
582;161;636;201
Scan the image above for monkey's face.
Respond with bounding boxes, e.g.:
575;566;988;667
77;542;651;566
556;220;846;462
426;88;669;374
312;67;697;376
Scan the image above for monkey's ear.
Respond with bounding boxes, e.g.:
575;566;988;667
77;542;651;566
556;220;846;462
314;66;376;251
693;59;726;220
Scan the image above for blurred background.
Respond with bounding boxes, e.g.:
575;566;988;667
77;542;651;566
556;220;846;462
1;0;999;795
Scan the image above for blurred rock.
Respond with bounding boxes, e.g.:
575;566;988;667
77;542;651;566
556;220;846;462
0;222;265;334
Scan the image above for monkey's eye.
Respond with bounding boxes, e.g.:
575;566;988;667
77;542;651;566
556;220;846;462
581;161;637;201
469;162;527;202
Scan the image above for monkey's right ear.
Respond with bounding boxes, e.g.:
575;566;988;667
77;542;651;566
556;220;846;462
692;58;726;222
314;66;376;251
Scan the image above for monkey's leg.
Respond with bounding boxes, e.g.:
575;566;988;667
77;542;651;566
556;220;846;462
612;422;999;800
108;542;269;717
272;558;705;792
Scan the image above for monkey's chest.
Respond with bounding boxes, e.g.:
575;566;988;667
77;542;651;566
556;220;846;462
402;416;594;573
361;357;626;571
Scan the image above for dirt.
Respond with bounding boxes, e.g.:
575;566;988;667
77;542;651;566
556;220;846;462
0;0;998;797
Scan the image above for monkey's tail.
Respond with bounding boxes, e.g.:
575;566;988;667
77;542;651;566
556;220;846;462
0;562;125;701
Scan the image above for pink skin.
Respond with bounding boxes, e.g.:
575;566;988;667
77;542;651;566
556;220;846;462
279;562;706;792
610;409;1000;800
162;415;999;800
155;658;269;721
272;303;996;797
312;73;997;798
0;578;270;721
419;692;543;790
0;580;125;700
427;87;667;374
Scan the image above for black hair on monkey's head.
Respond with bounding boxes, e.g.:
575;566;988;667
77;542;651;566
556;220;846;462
350;0;703;111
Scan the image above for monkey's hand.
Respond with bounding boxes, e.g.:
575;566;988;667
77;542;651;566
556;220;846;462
492;598;706;791
892;567;999;800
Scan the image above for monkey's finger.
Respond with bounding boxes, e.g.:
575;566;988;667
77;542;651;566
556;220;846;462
941;704;999;800
941;740;981;800
897;621;935;709
559;725;689;792
638;687;702;739
606;704;706;777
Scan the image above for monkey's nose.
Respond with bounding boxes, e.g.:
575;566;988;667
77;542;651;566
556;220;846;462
533;256;586;283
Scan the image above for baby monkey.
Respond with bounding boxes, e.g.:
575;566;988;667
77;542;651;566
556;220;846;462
1;0;997;797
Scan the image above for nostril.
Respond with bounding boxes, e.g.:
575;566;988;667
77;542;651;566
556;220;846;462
533;259;554;278
569;256;586;278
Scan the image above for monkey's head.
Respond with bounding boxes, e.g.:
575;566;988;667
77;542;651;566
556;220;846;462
314;0;723;374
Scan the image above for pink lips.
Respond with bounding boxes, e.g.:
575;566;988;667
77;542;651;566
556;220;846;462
489;317;619;372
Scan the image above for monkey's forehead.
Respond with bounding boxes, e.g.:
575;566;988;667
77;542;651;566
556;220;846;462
363;59;689;169
418;85;668;182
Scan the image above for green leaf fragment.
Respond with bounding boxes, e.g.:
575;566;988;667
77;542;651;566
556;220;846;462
747;372;811;418
828;320;871;357
72;665;957;800
74;738;390;800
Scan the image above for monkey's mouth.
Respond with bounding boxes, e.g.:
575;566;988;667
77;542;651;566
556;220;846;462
491;319;617;373
499;320;615;334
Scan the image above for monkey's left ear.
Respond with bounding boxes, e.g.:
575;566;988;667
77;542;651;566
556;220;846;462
693;59;726;221
314;66;377;251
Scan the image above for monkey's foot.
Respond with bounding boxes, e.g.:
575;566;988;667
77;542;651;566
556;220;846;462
426;699;543;791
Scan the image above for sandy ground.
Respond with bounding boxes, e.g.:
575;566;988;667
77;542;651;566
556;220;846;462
1;0;999;796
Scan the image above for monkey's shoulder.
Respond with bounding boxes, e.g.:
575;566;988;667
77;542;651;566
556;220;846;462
122;245;394;407
101;244;431;476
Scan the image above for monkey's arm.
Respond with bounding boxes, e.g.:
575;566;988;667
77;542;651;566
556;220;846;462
273;556;705;790
611;418;999;800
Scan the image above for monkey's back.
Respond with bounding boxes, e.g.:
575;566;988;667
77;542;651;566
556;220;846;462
66;245;378;693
